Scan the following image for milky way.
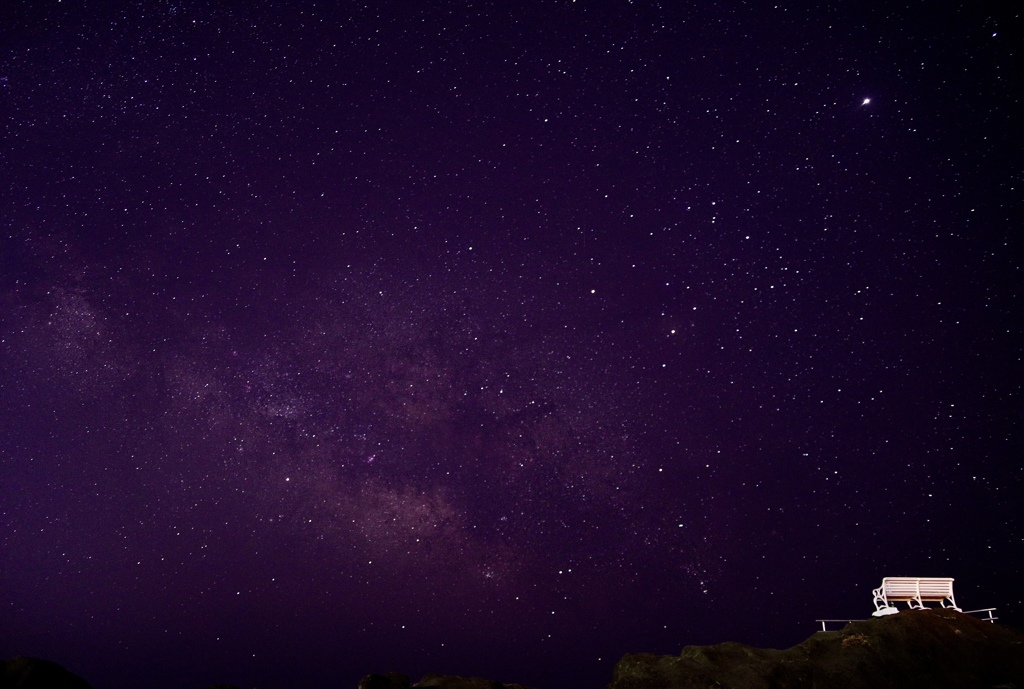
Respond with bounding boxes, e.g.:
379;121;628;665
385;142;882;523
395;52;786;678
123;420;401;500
1;3;1020;689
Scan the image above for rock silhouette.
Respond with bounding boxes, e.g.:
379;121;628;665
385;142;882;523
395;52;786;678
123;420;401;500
0;657;92;689
359;673;412;689
358;673;537;689
608;609;1024;689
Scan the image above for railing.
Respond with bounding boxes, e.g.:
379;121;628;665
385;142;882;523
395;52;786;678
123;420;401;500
816;607;998;632
963;608;998;622
815;619;861;632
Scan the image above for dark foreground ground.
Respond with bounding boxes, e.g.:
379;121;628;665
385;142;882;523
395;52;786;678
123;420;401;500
3;610;1022;689
607;609;1024;689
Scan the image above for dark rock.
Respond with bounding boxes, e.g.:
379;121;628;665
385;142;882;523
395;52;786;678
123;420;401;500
0;657;93;689
607;609;1024;689
413;675;505;689
359;672;412;689
411;675;537;689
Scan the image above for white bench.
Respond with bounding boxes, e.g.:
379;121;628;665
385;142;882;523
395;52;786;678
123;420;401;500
872;577;960;616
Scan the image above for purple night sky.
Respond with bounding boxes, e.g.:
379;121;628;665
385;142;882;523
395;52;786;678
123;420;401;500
1;2;1020;688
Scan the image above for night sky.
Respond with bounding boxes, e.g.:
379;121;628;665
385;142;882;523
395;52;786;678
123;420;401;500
1;2;1020;689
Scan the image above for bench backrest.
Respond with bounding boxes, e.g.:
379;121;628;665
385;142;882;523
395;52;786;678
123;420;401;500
882;577;954;601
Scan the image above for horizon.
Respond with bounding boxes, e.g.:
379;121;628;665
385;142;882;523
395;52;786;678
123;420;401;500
1;2;1019;689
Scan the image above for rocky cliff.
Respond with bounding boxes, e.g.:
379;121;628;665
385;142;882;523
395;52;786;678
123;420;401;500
608;609;1023;689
